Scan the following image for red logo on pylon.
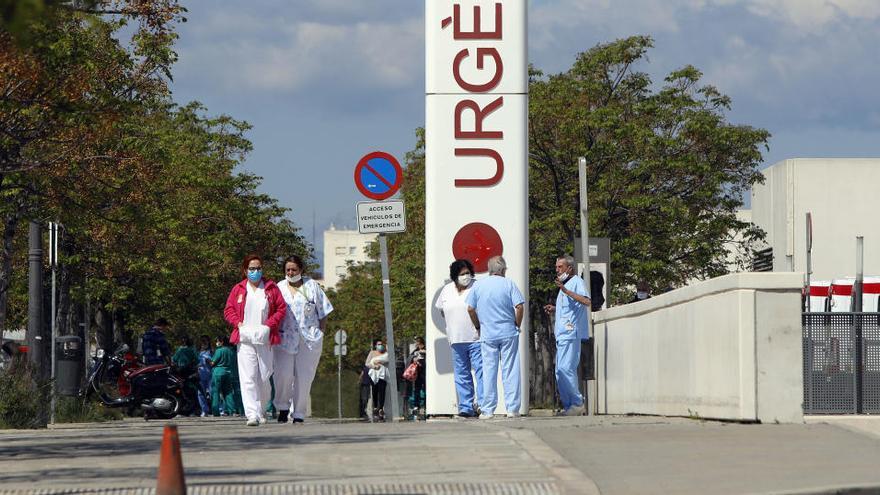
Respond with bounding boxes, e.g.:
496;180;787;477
452;222;504;273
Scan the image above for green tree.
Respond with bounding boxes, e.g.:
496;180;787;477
0;0;184;334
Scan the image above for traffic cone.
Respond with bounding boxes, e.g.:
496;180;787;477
156;424;186;495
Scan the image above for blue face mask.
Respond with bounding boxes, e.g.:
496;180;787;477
376;345;386;352
247;270;262;283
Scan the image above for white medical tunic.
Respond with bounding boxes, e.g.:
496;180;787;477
435;282;479;344
278;278;334;351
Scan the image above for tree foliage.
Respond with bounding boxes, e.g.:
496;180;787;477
0;1;309;353
526;36;769;404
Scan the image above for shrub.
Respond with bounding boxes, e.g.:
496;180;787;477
0;359;50;429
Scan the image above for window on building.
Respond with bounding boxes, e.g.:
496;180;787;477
335;247;346;255
349;246;357;255
336;266;346;276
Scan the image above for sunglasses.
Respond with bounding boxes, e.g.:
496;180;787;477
247;267;263;272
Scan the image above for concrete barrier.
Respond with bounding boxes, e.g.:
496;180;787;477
592;273;804;423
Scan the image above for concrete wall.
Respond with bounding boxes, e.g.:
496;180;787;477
750;158;880;280
593;273;804;423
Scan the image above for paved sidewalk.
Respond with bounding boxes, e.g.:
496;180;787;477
0;416;593;494
2;415;880;494
518;416;880;495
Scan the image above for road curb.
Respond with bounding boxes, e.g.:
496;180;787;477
497;425;602;495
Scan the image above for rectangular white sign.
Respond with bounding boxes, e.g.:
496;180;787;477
425;0;529;416
356;200;406;234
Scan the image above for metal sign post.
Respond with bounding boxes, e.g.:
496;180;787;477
805;212;812;311
378;234;400;422
49;221;59;425
334;330;348;420
353;150;406;421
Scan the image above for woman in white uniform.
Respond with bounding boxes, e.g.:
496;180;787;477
273;255;334;424
435;259;483;418
224;254;287;426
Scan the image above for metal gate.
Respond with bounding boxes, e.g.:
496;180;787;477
803;312;880;414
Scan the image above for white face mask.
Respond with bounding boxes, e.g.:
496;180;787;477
287;274;302;284
457;274;473;287
558;272;571;283
636;291;649;300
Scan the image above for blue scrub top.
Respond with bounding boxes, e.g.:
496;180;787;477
465;275;525;341
555;275;591;341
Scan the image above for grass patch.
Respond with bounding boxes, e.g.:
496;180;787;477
55;396;124;423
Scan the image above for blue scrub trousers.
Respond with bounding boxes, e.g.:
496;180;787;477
555;338;584;409
480;336;521;415
451;342;484;414
198;367;212;414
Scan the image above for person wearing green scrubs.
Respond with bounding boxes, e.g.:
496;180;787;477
172;336;202;416
211;336;237;416
229;341;245;415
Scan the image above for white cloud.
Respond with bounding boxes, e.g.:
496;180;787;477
176;10;423;93
710;0;880;30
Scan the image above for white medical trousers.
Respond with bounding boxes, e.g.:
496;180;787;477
272;347;296;412
555;338;584;409
480;336;521;415
237;342;273;421
272;341;322;419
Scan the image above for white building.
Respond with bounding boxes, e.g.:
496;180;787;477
322;224;377;290
749;158;880;282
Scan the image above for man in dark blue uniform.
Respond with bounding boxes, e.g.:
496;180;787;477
141;317;172;366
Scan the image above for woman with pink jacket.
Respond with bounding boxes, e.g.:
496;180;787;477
224;254;286;426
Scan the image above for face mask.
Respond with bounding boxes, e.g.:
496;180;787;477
637;291;649;300
287;274;302;284
247;270;262;283
558;272;571;283
377;345;386;352
457;274;473;286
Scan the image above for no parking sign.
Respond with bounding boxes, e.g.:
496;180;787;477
354;151;402;201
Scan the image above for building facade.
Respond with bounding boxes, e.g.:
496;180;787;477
322;224;377;290
750;158;880;282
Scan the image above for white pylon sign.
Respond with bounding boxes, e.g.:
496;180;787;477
425;0;530;416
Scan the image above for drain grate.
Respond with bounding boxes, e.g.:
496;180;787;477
0;482;561;495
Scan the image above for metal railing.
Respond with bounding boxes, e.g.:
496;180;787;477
803;312;880;414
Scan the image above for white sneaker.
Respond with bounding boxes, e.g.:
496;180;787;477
506;411;521;418
258;416;268;425
479;413;494;420
246;418;259;427
564;404;586;416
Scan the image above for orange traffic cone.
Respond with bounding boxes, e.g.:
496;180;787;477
156;424;186;495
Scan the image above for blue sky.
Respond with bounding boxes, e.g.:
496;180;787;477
168;0;880;267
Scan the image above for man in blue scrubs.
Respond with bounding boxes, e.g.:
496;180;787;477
544;255;591;416
466;256;526;419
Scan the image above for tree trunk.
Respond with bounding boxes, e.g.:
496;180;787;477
112;308;131;348
95;303;114;351
0;204;22;341
528;303;557;409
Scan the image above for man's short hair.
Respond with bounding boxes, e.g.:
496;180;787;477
557;255;576;269
154;317;170;328
487;256;507;275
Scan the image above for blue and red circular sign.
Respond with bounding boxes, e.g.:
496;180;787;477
354;151;403;201
452;222;504;273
